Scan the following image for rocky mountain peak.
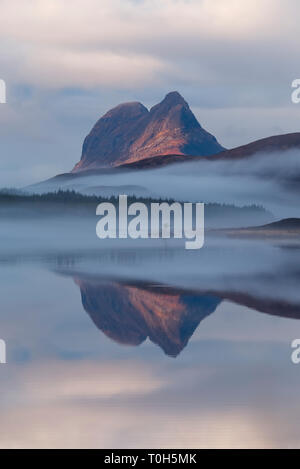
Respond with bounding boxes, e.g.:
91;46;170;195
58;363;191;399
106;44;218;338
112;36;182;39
72;92;224;171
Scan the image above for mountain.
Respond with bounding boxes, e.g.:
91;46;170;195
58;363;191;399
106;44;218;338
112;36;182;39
72;91;224;171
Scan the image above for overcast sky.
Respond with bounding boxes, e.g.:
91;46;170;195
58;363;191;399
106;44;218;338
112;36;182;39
0;0;300;187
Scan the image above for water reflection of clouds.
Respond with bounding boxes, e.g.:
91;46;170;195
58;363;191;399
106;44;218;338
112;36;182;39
0;353;299;448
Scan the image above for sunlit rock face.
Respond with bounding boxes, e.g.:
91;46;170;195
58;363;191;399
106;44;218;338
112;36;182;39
74;278;221;357
72;91;224;171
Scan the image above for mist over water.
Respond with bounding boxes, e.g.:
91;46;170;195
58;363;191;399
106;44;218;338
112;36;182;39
27;150;300;219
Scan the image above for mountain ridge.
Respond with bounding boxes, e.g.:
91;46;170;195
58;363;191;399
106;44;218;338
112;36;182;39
210;132;300;160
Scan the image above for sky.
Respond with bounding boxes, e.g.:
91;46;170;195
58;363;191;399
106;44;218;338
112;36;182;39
0;0;300;187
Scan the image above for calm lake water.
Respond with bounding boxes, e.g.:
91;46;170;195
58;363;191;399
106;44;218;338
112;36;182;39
0;225;300;448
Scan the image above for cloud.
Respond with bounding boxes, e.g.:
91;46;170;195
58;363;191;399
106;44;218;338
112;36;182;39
21;48;167;89
0;0;299;91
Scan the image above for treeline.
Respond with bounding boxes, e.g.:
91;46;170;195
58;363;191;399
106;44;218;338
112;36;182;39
0;188;266;213
0;189;176;206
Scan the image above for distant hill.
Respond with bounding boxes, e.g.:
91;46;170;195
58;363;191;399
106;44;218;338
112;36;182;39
220;218;300;238
210;133;300;160
255;218;300;231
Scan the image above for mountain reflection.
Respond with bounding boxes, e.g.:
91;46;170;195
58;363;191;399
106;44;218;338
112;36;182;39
73;276;300;357
75;278;220;357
